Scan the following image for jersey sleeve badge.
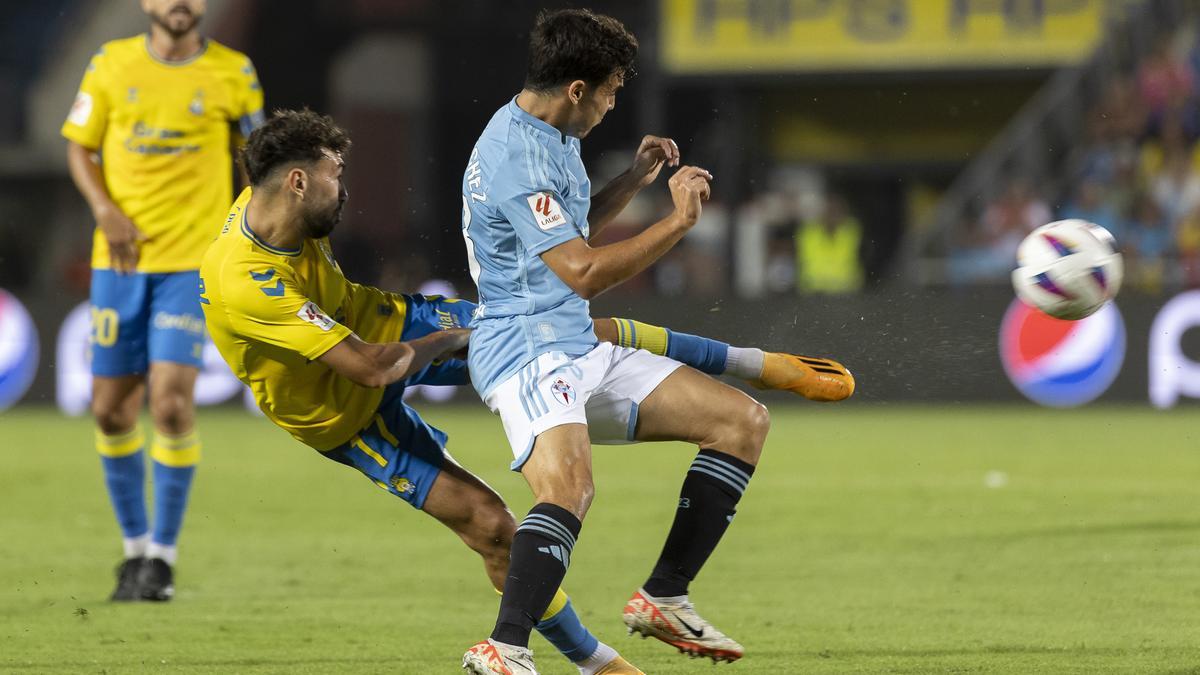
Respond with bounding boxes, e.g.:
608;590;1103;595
68;92;94;126
297;301;337;331
526;192;566;231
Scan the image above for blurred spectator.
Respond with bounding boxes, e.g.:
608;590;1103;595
983;180;1051;250
1086;76;1146;159
764;228;796;294
949;180;1051;285
948;215;1009;284
1176;208;1200;287
1137;37;1195;130
1149;149;1200;227
1124;193;1170;292
1137;111;1200;181
1061;179;1121;239
795;195;863;293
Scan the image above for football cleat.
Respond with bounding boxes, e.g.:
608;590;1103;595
136;558;174;602
591;655;644;675
109;557;145;602
751;352;855;402
622;589;744;663
462;639;538;675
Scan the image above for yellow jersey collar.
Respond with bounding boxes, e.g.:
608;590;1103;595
143;34;209;67
240;208;302;257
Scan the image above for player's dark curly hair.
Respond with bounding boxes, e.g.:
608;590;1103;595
242;108;351;186
524;8;638;93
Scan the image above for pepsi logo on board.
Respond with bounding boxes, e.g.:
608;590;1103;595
999;299;1125;407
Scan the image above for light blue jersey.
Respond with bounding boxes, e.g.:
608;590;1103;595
461;97;598;397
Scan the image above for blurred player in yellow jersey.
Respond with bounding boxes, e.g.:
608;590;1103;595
62;0;264;602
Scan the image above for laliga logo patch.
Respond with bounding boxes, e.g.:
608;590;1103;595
0;289;39;411
297;300;336;331
999;299;1125;407
527;192;566;231
550;377;576;406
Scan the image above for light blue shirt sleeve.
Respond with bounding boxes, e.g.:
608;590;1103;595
496;188;583;257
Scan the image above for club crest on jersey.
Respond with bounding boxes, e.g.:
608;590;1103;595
550;378;576;406
527;192;566;231
189;89;204;116
297;300;336;331
390;476;415;494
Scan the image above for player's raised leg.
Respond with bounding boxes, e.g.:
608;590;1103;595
622;366;771;662
594;317;855;402
92;374;149;601
425;458;642;675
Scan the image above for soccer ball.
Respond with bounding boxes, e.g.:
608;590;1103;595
1011;219;1123;320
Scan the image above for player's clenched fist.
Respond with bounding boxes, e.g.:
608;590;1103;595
668;165;712;226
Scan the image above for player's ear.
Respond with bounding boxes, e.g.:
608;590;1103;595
140;0;153;14
566;80;586;105
286;167;307;198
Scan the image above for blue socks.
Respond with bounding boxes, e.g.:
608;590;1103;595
536;599;599;662
97;426;200;562
96;428;149;540
149;431;201;551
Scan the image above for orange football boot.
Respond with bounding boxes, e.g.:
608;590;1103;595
750;352;855;401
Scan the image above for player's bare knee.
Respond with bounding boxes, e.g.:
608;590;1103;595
744;400;770;446
708;399;769;463
92;403;136;436
150;392;193;435
740;400;770;461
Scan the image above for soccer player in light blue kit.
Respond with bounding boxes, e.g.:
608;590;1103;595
460;9;852;674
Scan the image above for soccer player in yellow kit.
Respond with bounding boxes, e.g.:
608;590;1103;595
62;0;264;601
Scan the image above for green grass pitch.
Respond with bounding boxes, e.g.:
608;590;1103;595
1;405;1198;674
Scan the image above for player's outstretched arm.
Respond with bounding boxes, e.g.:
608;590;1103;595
588;135;680;239
318;328;471;388
542;165;711;299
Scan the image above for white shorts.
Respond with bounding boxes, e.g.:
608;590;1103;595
484;342;683;470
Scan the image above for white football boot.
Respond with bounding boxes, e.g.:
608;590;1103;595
622;589;744;663
462;639;538;675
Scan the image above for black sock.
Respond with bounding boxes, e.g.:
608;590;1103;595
491;503;582;647
643;449;755;598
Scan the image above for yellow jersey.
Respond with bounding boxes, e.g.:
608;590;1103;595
62;35;264;273
200;188;410;451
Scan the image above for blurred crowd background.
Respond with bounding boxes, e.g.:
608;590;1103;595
7;0;1200;304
